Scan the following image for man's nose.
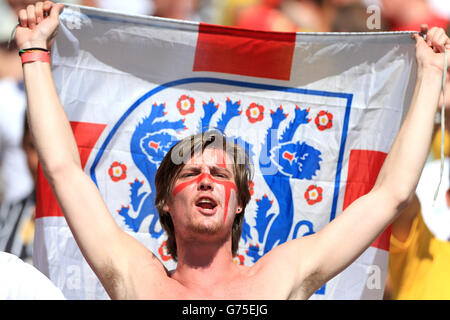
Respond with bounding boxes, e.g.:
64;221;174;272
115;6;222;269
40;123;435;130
198;173;214;191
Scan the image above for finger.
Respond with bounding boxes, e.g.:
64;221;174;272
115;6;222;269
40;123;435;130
435;32;449;53
438;29;450;50
18;9;28;27
413;33;433;57
426;27;440;46
413;32;427;46
428;27;444;42
43;1;53;9
26;4;36;28
429;29;444;53
35;2;44;24
430;28;448;53
49;2;64;19
43;1;53;16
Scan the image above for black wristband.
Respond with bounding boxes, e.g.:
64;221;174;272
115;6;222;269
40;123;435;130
19;47;50;56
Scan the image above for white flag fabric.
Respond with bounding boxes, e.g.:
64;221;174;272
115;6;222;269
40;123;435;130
33;4;417;300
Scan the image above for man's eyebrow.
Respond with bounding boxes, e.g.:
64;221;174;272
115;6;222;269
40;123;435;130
210;166;232;175
179;166;201;172
180;165;232;173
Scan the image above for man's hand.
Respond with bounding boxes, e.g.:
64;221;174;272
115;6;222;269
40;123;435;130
15;1;64;50
413;25;450;75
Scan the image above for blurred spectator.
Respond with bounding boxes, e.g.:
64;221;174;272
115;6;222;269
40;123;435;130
0;1;18;43
4;0;77;15
6;0;42;15
234;0;298;32
0;1;35;233
428;0;450;21
0;1;78;208
152;0;198;20
384;161;450;299
0;251;65;299
430;100;450;160
319;0;366;32
0;0;68;263
0;116;37;263
385;59;450;298
0;45;33;211
380;0;448;31
81;0;154;16
0;1;77;42
331;2;388;32
281;0;327;32
232;0;380;33
218;0;259;26
81;0;216;23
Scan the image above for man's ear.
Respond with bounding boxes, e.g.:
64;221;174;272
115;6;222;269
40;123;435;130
236;206;243;214
163;199;171;213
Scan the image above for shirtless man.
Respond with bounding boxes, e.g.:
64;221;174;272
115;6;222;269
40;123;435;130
15;1;450;299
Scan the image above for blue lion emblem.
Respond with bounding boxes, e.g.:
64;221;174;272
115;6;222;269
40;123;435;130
116;102;185;236
116;97;322;262
245;105;322;262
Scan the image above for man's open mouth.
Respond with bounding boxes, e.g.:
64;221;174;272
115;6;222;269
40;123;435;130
195;197;218;210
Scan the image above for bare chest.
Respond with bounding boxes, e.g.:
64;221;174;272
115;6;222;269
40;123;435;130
133;271;291;300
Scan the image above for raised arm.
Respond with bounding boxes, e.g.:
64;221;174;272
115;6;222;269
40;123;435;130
278;26;450;298
15;1;166;298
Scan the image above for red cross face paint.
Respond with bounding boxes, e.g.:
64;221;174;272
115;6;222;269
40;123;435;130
172;148;238;224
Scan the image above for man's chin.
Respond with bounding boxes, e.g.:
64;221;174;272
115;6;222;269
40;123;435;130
187;221;222;235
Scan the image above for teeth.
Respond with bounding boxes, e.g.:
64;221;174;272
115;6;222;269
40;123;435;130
197;197;216;206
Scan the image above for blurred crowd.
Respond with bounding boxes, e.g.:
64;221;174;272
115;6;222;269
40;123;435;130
0;0;449;300
1;0;450;38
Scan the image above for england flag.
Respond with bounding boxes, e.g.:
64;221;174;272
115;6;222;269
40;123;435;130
32;4;417;300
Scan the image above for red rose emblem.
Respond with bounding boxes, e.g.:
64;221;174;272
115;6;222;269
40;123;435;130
177;94;195;115
304;185;323;205
108;161;127;182
246;103;264;123
315;110;333;131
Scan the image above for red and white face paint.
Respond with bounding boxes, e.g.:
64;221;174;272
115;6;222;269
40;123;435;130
169;148;238;232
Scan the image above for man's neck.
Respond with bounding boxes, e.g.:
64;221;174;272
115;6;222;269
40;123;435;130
171;239;243;291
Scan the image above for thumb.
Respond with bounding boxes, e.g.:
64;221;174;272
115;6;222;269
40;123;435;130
413;32;427;46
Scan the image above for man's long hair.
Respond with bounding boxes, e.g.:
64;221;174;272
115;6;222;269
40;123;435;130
154;130;253;261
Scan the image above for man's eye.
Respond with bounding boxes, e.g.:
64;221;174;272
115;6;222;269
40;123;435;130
214;173;228;178
181;172;195;178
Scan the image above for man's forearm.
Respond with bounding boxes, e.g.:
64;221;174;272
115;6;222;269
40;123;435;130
373;67;442;204
23;61;81;178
